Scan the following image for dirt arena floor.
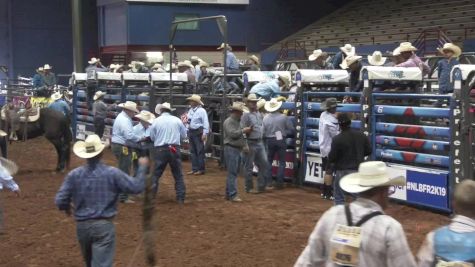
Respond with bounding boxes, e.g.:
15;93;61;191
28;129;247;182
0;137;450;267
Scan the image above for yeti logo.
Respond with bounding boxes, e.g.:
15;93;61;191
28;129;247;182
389;71;405;79
318;74;333;81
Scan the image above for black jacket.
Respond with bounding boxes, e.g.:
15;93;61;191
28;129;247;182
327;129;371;172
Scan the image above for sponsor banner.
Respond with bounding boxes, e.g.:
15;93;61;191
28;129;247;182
271;150;295;178
305;154;324;184
387;166;407;201
126;0;249;4
76;124;86;140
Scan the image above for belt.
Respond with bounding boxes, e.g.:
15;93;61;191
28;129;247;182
225;144;242;149
111;143;126;146
155;144;180;148
247;138;262;142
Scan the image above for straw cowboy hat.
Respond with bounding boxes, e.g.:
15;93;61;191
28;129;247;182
308;49;324;61
88;57;100;64
340;161;406;193
398;42;418;53
118;101;140;113
340;44;355;56
51;91;62;101
246;93;261;102
93;91;106;101
160;102;175;112
368;51;387;66
257;99;266;110
186;94;204;106
249;55;260;65
154;103;163;115
340;55;362;69
217;43;232;50
320;98;341;110
43;64;52;70
278;73;290;88
438;43;462;58
230;102;247;112
392;47;401;56
135;110;155;124
73;134;106;159
178;60;194;69
190;56;202;62
199;61;209;68
151;63;162;69
264;98;283;113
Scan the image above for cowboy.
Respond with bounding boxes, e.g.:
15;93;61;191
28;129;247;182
111;101;142;204
417;180;475;266
109;64;124;73
223;102;248;202
249;74;286;100
131;111;155;176
367;51;387;66
396;42;431;76
165;63;178;73
185;94;209;175
295;161;416;267
55;134;149;267
198;61;211;84
48;91;71;118
0;156;21;234
92;91;108;138
319;98;340;200
149;102;187;204
32;67;45;88
150;63;166;73
217;43;240;73
437;43;461;94
327;113;371;205
389;47;404;66
241;94;272;193
340;55;364;92
190;56;202;80
127;61;148;73
332;44;355;69
263;98;294;189
85;57;108;73
247;55;261;71
178;60;196;84
42;64;57;87
308;49;332;70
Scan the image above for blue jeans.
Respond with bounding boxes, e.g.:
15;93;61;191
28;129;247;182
266;138;286;186
111;144;132;201
76;219;115;267
189;133;205;172
152;147;186;201
224;145;241;199
243;140;271;192
334;170;357;205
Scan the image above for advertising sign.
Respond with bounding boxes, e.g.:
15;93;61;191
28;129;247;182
271;150;295;179
304;154;324;184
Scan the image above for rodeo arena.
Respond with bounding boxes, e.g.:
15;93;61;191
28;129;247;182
2;0;475;266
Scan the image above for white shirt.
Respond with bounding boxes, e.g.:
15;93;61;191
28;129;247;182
318;111;339;157
295;198;417;267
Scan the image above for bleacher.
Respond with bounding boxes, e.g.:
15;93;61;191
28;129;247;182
266;0;475;58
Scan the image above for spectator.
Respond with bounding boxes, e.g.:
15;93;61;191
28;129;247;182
92;91;108;138
32;67;45;88
217;43;240;73
85;57;108;73
396;42;431;76
42;64;56;87
332;44;355;69
308;49;333;69
341;55;364;92
190;56;202;80
295;161;416;267
247;55;261;71
437;43;461;94
178;61;196;84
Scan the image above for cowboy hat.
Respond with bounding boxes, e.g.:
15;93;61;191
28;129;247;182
230;102;247;112
257;99;266;110
160;102;175;112
93;91;106;101
340;44;355;56
246;93;260;102
367;51;387;66
118;101;140;113
0;130;6;137
217;43;232;50
321;98;341;110
398;42;418;53
36;67;44;73
392;47;401;56
177;60;193;69
154;103;162;115
186;94;204;106
278;73;290;88
73;134;106;159
308;49;324;61
199;61;209;68
249;55;260;65
264;98;283;113
151;63;162;69
190;56;202;62
43;64;52;70
88;57;100;64
165;63;177;72
51;91;62;101
340;55;362;69
438;43;462;58
135;110;155;124
0;157;18;175
340;161;406;193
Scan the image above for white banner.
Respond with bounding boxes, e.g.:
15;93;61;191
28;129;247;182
387;165;407;201
305;155;324;184
126;0;249;4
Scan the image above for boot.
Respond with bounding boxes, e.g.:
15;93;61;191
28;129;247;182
321;185;328;199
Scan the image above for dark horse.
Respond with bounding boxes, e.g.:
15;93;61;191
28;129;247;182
1;108;72;171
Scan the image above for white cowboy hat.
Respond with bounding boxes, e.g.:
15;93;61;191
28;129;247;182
135;110;155;124
165;63;177;72
199;61;209;68
217;43;232;50
154;103;162;115
178;60;193;69
88;57;100;64
340;161;406;193
190;56;202;62
0;157;18;175
160;102;175;112
93;91;106;101
340;44;355;56
438;43;462;58
0;130;6;137
257;99;266;110
51;91;62;101
367;51;387;66
128;61;137;68
308;49;324;61
340;55;362;69
278;73;290;88
246;93;261;102
118;101;140;113
186;94;204;106
264;98;283;112
73;134;106;159
392;47;401;56
151;63;162;69
398;42;418;53
249;55;260;65
36;67;44;73
230;102;247;112
43;64;52;70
